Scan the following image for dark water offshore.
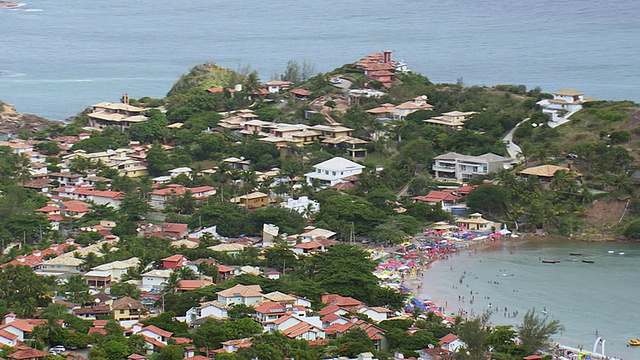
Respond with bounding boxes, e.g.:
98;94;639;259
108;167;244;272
1;0;639;120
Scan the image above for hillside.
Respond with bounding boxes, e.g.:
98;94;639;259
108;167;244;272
167;62;244;96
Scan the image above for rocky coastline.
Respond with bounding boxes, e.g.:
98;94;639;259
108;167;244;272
0;102;57;136
0;1;21;8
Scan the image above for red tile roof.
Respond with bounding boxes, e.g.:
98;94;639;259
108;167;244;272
290;88;312;96
439;333;459;345
140;325;173;338
6;347;49;359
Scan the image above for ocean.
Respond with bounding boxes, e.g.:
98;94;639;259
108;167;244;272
1;0;639;121
420;238;640;360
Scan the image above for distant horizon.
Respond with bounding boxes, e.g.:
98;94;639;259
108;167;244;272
1;0;638;120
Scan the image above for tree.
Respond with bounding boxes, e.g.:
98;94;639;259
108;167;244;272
146;141;171;176
335;328;375;357
312;244;380;304
457;312;491;360
263;243;298;271
517;309;564;354
119;192;152;221
64;274;92;304
110;282;141;299
486;325;518;355
466;184;510;216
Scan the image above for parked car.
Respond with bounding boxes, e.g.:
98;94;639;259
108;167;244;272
50;345;66;353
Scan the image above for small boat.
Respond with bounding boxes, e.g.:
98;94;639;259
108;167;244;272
542;259;561;264
608;250;614;254
569;252;582;256
629;338;640;346
582;259;594;263
619;252;625;255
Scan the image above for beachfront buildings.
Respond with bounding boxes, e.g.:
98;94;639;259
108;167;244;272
305;157;365;188
87;99;148;131
432;152;513;183
537;89;595;127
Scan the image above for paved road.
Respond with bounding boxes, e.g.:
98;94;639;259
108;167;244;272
503;117;530;161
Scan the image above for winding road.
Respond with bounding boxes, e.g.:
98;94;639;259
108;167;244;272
503;117;530;161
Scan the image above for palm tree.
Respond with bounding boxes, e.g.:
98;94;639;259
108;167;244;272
175;266;197;280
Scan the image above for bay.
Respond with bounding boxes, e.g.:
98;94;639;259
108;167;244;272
420;238;640;360
1;0;639;120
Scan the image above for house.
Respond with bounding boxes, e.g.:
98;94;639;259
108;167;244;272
292;241;325;256
425;111;477;130
322;136;369;158
84;270;112;289
536;89;595;127
185;300;230;324
356;50;396;87
87;99;148;131
455;213;495;231
290;88;312;100
112;296;147;321
393;96;434;119
207;243;246;255
218;338;253;354
518;164;582;182
230;191;269;208
91;257;140;283
439;333;465;352
216;284;263;306
161;254;187;269
137;325;173;345
432;152;513;183
411;190;463;212
417;348;454;360
177;280;213;292
358;307;393;323
141;269;172;290
149;184;217;210
310;124;354;139
5;346;50;360
321;293;365;312
74;305;112;320
266;80;293;93
305;157;365;188
0;328;18;347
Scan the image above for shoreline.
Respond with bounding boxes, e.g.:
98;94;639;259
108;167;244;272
406;235;625;360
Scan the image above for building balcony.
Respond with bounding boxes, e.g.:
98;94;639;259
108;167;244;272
433;165;456;172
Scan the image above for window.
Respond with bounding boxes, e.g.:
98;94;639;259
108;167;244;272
460;165;466;171
332;171;336;176
120;310;125;314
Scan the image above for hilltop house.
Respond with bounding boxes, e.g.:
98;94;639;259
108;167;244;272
432;152;513;183
87;98;148;131
425;111;477;130
305;157;365;188
536;89;595;127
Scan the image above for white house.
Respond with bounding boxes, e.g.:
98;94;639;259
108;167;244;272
281;196;320;217
358;307;393;323
432;152;512;183
305;157;365;188
439;333;465;352
537;89;593;127
141;269;172;290
186;300;230;324
136;325;173;345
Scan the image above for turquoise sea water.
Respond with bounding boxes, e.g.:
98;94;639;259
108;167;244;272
1;1;639;120
420;238;640;360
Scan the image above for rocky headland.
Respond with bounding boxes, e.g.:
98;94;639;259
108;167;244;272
0;102;57;136
0;2;21;8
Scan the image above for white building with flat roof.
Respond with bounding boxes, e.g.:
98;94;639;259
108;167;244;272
305;157;365;188
433;152;512;183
